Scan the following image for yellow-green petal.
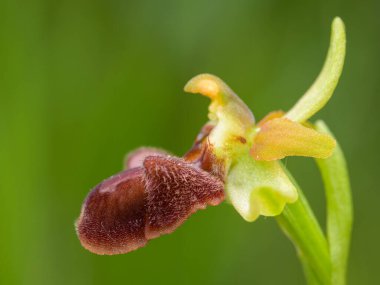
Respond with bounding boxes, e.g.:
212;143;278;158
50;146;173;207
251;118;336;161
285;17;346;123
226;155;298;222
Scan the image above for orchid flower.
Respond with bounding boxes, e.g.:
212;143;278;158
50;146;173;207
181;16;344;222
76;16;352;285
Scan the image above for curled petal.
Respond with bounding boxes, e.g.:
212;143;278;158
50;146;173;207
124;147;169;169
226;155;298;222
184;74;254;158
184;123;225;180
196;143;226;181
183;122;215;163
251;118;336;161
285;17;346;123
184;74;254;128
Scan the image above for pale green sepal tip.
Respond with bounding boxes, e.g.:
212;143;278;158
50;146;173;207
285;17;346;123
226;155;298;222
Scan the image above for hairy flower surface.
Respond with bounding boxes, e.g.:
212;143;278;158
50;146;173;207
76;147;224;255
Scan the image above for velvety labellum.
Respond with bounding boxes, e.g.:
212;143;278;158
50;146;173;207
76;150;224;255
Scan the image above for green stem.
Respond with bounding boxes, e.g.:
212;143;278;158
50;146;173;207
276;121;353;285
299;254;322;285
276;167;331;285
315;121;353;285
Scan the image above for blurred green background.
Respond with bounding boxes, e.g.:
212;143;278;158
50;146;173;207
0;0;378;284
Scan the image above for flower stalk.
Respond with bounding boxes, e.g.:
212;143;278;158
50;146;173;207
276;174;331;285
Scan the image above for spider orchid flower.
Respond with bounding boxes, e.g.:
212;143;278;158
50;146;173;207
76;17;345;255
184;17;345;222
